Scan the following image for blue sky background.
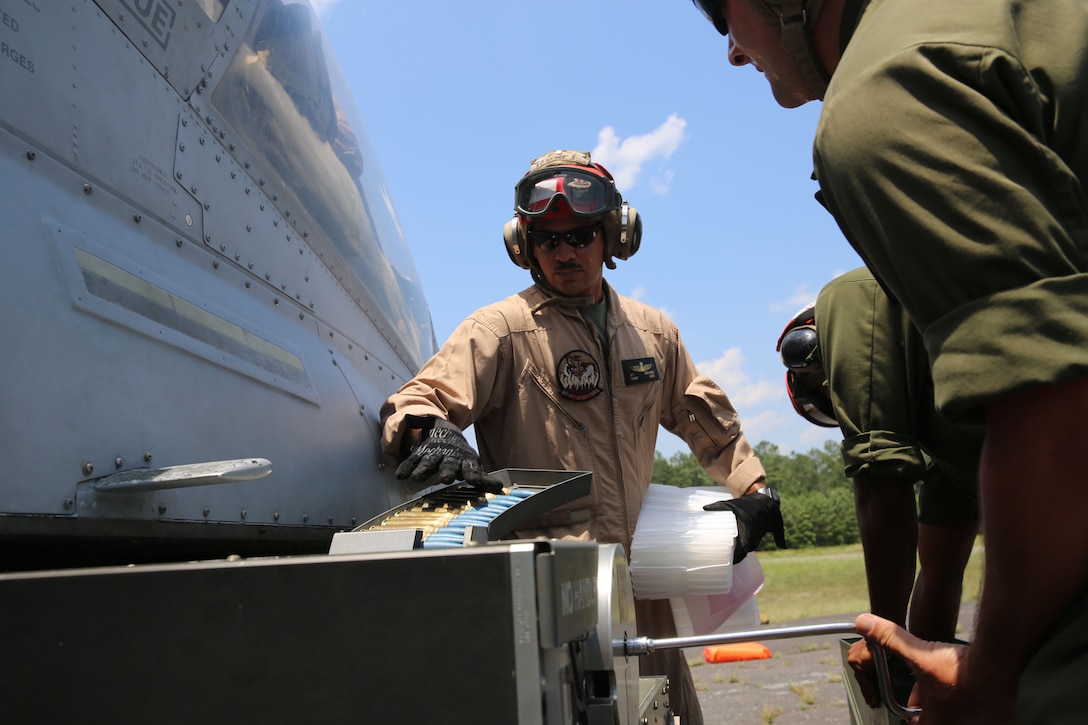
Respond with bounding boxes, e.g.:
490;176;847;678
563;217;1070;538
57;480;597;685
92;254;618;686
310;0;865;457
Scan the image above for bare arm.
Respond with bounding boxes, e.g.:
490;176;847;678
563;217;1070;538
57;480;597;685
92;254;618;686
966;376;1088;699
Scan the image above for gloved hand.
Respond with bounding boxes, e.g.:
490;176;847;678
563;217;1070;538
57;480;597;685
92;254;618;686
395;418;503;492
703;488;787;563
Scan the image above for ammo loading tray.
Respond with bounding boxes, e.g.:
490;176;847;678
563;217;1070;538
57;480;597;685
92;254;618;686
328;469;591;555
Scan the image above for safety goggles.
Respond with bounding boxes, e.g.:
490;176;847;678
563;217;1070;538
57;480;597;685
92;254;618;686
515;168;620;219
691;0;728;35
528;223;602;251
786;372;838;428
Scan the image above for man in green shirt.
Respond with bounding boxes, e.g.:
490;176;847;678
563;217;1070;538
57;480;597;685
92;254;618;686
779;267;981;710
685;0;1088;722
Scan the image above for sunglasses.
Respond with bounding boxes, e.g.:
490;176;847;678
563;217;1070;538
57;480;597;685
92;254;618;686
528;223;602;251
691;0;728;35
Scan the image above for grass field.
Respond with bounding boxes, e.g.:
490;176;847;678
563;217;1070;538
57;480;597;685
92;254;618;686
755;539;985;623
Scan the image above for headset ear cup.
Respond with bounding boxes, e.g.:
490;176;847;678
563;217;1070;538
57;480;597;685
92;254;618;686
609;203;641;261
503;217;532;269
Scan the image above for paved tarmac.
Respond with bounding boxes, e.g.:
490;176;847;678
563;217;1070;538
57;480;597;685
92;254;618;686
683;601;978;725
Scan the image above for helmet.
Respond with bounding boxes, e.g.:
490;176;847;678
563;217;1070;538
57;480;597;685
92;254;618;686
689;0;831;98
776;302;837;428
503;150;641;271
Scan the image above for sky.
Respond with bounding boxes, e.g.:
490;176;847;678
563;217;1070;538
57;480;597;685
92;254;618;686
308;0;865;458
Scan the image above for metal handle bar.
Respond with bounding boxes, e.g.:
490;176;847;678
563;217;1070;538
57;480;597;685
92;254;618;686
617;622;920;721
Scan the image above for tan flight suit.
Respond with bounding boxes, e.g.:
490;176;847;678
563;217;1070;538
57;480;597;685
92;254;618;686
382;281;767;724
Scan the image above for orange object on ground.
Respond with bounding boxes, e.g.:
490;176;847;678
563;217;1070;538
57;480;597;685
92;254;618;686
703;642;772;663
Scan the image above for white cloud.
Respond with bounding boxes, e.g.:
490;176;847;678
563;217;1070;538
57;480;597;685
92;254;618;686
696;348;780;408
592;114;687;192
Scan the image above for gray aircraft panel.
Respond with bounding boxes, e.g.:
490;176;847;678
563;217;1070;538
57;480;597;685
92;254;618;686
0;0;433;563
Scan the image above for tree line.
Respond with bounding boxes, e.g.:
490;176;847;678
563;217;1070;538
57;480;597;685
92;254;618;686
652;440;860;550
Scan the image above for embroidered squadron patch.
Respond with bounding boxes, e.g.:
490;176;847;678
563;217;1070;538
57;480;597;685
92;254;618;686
622;357;659;385
557;350;603;401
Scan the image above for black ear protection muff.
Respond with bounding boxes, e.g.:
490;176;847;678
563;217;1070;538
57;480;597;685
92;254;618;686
502;202;642;270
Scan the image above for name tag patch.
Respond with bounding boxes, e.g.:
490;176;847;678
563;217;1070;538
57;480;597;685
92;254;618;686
622;357;659;385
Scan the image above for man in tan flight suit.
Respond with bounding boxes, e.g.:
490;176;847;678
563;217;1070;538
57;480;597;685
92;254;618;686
381;149;786;724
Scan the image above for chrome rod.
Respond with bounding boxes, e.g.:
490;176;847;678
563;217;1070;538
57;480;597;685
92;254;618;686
617;621;920;720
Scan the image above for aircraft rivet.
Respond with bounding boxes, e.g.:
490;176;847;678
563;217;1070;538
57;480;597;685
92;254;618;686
272;194;279;202
248;262;254;269
64;498;74;509
144;452;152;462
25;150;35;161
176;239;183;248
328;516;334;525
181;118;187;126
274;512;280;521
115;457;124;469
179;143;185;152
158;504;167;515
351;517;357;525
244;161;250;169
246;224;252;232
83;184;93;195
142;40;148;48
201;64;207;72
184;87;191;95
176;171;183;180
199;137;205;145
133;213;142;223
241;509;247;519
298;312;303;320
204;203;210;211
258;178;265;186
273;219;279;227
213;261;219;269
203;507;210;517
303;514;309;523
215;154;221;162
245;281;251;288
220;130;226;139
234;253;240;261
205;234;212;243
81;461;94;476
274;299;280;306
265;273;271;280
280;283;286;291
229;143;236;151
304;275;309;282
303;231;309;239
190;185;197;194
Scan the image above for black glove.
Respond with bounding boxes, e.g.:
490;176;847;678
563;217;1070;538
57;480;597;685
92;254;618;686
703;489;787;564
395;418;502;492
